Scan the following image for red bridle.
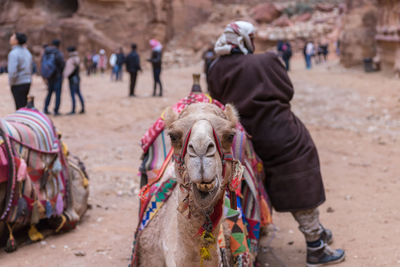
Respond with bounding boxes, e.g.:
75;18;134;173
172;126;233;180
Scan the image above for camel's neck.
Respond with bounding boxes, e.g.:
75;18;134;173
175;189;224;264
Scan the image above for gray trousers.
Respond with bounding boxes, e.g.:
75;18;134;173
292;208;323;242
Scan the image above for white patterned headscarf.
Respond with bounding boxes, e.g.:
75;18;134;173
214;21;256;56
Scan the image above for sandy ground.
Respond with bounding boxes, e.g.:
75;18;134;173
0;57;399;267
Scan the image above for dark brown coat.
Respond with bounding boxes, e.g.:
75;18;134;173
207;52;325;212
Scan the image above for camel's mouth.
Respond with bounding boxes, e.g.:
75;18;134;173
195;180;217;192
192;178;220;208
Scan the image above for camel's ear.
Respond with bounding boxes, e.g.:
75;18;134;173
224;104;239;126
163;107;178;128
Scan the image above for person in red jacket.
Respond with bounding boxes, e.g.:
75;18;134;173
207;21;345;267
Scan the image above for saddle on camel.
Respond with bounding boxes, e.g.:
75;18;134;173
0;97;89;252
130;75;272;266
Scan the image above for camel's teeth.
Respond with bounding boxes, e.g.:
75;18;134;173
196;180;216;192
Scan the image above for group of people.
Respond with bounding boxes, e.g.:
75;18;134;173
276;39;330;71
84;49;109;76
7;34;84;114
6;34;165;114
78;40;163;97
304;40;330;69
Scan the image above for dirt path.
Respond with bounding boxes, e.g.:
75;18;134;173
0;57;399;266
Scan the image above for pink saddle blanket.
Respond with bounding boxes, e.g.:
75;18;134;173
0;143;8;183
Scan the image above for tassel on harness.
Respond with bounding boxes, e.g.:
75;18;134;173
5;223;16;253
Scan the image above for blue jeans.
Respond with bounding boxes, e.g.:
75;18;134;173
116;65;123;81
69;76;84;112
111;65;118;80
44;76;62;113
306;55;312;69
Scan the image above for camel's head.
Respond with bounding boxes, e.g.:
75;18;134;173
165;103;238;210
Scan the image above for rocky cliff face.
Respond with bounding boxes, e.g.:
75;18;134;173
0;0;214;63
0;0;346;67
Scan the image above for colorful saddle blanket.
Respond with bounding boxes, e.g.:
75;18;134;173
0;108;68;225
132;93;272;265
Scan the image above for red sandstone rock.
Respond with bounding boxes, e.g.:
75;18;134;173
293;12;312;23
273;14;292;28
316;3;335;12
250;3;281;24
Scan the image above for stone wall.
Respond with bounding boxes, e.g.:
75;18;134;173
375;0;400;72
339;1;378;67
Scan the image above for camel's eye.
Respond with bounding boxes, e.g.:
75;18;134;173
168;131;182;143
224;132;235;143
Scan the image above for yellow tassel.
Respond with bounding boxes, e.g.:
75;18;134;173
28;225;44;241
5;223;17;252
200;247;212;260
6;223;14;241
82;176;89;188
202;231;216;244
55;214;67;233
199;231;215;266
37;200;45;214
61;141;69;156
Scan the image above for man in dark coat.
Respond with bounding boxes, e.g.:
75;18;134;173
147;39;163;97
125;43;142;97
116;48;125;81
207;21;345;267
42;39;65;115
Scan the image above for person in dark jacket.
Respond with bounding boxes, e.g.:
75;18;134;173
125;43;142;96
7;32;32;110
277;40;292;71
42;39;65;115
63;46;84;114
116;47;125;81
208;21;345;267
147;39;163;97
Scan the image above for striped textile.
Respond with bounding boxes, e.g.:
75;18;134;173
0;108;68;224
3;108;58;153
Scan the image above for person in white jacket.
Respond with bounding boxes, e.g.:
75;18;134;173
109;50;117;81
7;32;32;110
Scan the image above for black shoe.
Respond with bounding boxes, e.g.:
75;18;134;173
79;110;85;114
306;241;345;267
67;111;75;115
44;110;50;115
54;112;61;116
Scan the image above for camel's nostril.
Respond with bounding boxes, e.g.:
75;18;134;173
187;140;216;157
188;143;197;157
206;142;216;157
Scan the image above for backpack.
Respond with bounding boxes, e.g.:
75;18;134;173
41;52;56;79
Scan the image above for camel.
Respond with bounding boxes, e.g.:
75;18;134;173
134;102;257;266
0;104;89;251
